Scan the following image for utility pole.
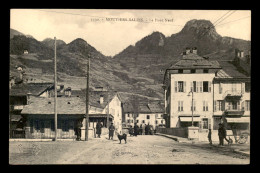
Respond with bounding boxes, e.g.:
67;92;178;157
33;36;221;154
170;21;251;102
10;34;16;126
106;85;109;128
85;54;90;141
54;37;58;141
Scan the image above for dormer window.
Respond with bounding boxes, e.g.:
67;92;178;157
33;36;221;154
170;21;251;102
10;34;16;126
178;69;183;73
203;69;209;73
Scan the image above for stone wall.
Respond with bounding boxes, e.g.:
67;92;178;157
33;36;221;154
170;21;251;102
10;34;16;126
156;127;188;138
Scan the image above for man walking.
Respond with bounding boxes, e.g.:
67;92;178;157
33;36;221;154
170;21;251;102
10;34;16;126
133;123;139;137
109;122;115;140
142;124;146;135
96;121;102;138
218;123;225;146
208;128;212;145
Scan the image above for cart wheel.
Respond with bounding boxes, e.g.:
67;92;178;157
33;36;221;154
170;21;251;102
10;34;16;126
238;134;248;144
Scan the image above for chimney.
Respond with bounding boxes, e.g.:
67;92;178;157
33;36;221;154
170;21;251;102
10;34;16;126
100;95;104;104
192;47;197;54
186;47;191;55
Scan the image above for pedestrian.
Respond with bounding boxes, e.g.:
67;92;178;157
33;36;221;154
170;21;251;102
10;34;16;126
134;123;139;137
222;124;230;144
75;120;82;141
145;123;150;135
129;125;134;136
208;128;212;145
142;124;146;135
109;122;115;140
140;124;143;135
96;121;102;138
218;123;225;146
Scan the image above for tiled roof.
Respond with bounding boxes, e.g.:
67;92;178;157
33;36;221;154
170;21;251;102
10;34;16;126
168;53;221;69
72;90;118;109
123;101;164;113
215;61;248;79
21;97;86;115
9;83;54;96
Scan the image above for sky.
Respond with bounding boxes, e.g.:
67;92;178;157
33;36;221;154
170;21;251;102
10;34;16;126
10;9;251;56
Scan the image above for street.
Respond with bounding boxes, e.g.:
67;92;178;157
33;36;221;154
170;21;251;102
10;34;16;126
9;135;249;165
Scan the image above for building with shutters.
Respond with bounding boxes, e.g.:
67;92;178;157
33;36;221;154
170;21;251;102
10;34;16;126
163;47;250;137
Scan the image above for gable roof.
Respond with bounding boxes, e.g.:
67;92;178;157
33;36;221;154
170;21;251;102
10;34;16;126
10;83;54;96
168;53;221;70
123;101;164;114
214;61;250;81
21;97;86;115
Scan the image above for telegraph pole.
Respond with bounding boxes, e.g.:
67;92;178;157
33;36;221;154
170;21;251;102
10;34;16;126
54;37;58;141
85;54;90;141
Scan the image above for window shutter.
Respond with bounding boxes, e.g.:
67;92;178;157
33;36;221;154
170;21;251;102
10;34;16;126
208;81;211;92
175;81;178;93
200;82;203;93
181;101;184;111
242;83;245;94
194;101;196;111
184;81;186;92
196;81;199;93
214;100;216;112
190;82;193;92
203;101;205;111
219;83;222;94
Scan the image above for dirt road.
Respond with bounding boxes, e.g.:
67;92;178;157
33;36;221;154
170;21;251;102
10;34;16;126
9;135;249;164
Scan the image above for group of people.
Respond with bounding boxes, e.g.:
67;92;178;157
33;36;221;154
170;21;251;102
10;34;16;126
128;123;154;136
207;123;231;146
95;121;116;140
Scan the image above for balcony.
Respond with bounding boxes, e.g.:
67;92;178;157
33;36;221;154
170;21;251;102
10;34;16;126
224;109;245;116
223;90;243;101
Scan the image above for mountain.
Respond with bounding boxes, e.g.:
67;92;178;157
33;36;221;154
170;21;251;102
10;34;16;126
114;19;251;84
10;28;24;39
42;38;66;49
9;20;251;101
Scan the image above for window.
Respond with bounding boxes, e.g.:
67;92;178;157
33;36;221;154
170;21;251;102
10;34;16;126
40;121;45;133
62;120;69;132
203;101;209;111
227;102;232;110
127;120;130;123
246;101;250;111
202;118;208;129
155;120;158;124
178;81;184;92
203;81;208;92
193;81;196;92
128;113;130;117
198;81;203;92
136;120;139;123
232;101;238;110
245;82;250;92
191;100;196;111
131;120;134;123
147;115;150;119
178;69;183;73
35;120;40;131
155;114;158;118
231;83;237;92
203;69;209;73
142;120;145;123
178;101;184;112
191;69;196;73
161;120;164;124
51;120;55;131
219;83;222;94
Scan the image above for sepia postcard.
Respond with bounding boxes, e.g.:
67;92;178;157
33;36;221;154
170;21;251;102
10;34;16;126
9;9;251;165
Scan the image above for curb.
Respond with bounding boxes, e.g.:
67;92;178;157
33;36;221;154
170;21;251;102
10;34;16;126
155;133;250;157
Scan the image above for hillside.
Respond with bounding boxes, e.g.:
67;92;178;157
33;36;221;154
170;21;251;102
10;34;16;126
9;20;251;101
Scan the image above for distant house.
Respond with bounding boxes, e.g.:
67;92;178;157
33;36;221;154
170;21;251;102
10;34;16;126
9;82;55;138
23;50;28;54
123;100;165;129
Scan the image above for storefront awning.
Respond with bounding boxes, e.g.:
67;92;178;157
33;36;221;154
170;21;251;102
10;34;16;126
179;117;200;122
226;117;250;123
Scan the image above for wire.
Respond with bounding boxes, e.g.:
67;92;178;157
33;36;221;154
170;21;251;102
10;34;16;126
35;9;184;27
215;16;250;27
